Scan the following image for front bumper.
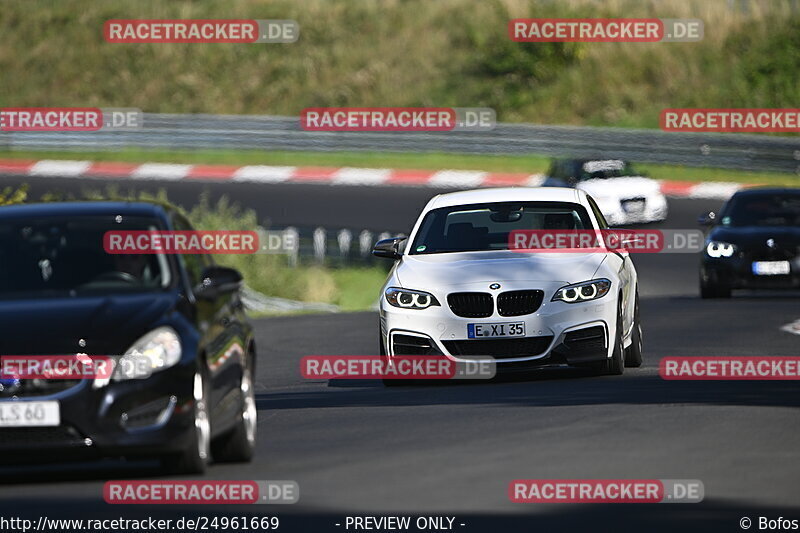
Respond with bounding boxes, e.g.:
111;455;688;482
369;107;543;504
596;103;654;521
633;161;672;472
380;285;617;368
0;363;197;462
701;255;800;290
600;195;668;226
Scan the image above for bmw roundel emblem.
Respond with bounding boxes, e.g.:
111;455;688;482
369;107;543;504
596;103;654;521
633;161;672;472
489;283;501;290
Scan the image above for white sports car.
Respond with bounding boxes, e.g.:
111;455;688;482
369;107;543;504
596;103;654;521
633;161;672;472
543;158;668;225
373;187;642;377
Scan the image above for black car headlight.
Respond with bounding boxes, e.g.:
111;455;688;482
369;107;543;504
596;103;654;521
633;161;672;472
93;326;182;388
706;241;736;258
552;279;611;303
385;287;440;309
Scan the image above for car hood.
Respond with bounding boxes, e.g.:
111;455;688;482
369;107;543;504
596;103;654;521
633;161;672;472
0;292;177;355
395;251;607;290
577;177;661;199
709;226;800;250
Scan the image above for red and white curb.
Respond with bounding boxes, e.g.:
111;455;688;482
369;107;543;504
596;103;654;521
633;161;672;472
0;159;752;199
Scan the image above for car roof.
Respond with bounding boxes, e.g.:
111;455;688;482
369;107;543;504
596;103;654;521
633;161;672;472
731;187;800;197
427;187;582;209
0;201;172;220
553;158;629;164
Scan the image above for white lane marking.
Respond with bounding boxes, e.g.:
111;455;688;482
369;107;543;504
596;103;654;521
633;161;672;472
331;167;390;186
780;319;800;336
232;165;296;183
428;170;488;188
688;182;742;200
131;163;193;180
29;160;91;177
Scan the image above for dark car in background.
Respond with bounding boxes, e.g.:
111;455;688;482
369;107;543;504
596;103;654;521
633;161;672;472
0;202;257;473
699;188;800;298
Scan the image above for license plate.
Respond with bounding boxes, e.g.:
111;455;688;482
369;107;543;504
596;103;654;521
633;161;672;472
468;322;525;338
0;401;60;427
622;200;645;213
752;261;790;276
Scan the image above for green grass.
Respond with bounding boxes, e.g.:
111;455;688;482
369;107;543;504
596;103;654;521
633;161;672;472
330;267;387;311
2;148;797;186
1;0;799;128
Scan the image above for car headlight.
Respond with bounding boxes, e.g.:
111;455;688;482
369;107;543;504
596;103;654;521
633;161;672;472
706;241;736;258
93;326;182;388
552;279;611;303
385;287;440;309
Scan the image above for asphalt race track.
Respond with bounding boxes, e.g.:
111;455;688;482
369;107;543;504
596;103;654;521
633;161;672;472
0;173;799;532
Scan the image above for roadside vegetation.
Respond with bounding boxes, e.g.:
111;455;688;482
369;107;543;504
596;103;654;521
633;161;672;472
0;184;387;313
1;0;798;128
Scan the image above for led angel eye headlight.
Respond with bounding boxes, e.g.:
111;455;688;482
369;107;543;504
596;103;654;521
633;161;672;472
552;279;611;303
706;241;736;258
385;288;440;310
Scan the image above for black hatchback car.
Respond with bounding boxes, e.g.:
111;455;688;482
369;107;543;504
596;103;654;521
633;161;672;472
0;202;257;473
699;188;800;298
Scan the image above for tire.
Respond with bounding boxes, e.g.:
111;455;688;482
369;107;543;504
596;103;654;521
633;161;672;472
700;273;731;299
605;300;625;376
624;291;643;368
161;369;210;474
212;350;257;463
700;279;717;299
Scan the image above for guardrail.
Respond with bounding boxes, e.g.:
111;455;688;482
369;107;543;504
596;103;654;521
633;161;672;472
2;113;799;173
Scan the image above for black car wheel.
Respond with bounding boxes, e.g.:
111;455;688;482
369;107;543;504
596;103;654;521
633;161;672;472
213;350;257;463
162;369;210;474
700;278;731;299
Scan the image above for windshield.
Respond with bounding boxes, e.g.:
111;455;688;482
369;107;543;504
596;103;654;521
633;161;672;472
410;201;593;254
720;193;800;227
0;214;174;299
577;160;639;180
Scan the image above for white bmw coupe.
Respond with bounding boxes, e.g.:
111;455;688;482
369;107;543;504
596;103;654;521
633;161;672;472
373;187;643;376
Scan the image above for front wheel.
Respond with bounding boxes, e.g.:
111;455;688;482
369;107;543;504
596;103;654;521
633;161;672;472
700;273;731;299
605;301;625;375
624;292;643;368
212;351;257;463
161;370;210;474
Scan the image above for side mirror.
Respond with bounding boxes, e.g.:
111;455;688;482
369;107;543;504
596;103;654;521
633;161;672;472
195;265;243;299
372;237;407;260
698;211;716;226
